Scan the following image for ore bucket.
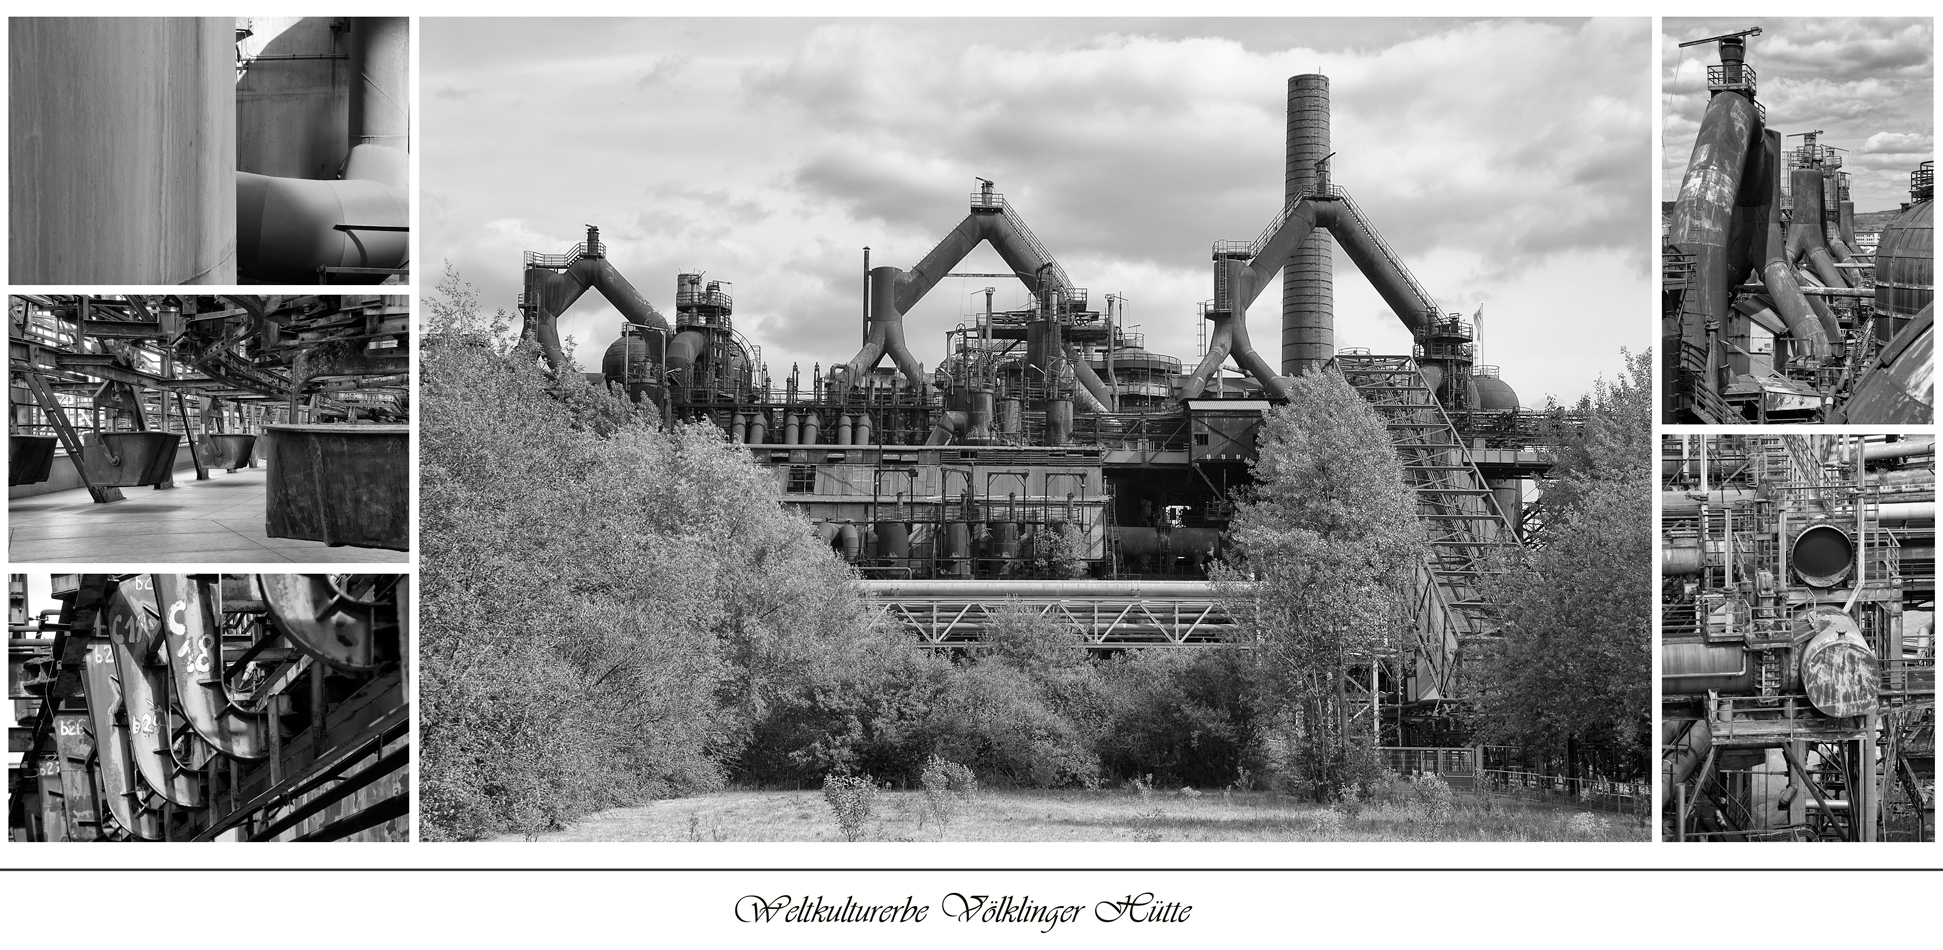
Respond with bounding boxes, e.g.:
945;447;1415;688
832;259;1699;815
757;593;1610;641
264;424;409;550
195;433;258;471
79;433;182;487
10;435;59;485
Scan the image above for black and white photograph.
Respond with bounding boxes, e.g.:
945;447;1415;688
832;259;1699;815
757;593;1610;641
8;295;411;563
8;17;409;285
1659;434;1935;841
1661;18;1934;424
6;573;410;842
418;17;1652;843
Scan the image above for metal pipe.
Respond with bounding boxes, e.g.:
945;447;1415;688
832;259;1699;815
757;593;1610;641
1668;89;1760;365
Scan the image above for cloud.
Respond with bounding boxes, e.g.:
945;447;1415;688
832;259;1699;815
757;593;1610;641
424;18;1652;406
1662;17;1931;211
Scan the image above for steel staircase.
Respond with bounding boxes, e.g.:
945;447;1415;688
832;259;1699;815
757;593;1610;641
1338;353;1520;699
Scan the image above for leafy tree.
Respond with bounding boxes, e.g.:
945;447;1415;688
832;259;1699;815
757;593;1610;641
1213;371;1424;799
1477;348;1653;778
418;269;878;838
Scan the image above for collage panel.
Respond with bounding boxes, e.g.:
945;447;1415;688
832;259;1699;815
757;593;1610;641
418;17;1651;843
7;573;410;842
8;294;411;563
9;16;410;286
1660;433;1935;841
1661;18;1933;425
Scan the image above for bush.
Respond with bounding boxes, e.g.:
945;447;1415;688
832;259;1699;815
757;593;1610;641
919;755;978;839
822;773;881;842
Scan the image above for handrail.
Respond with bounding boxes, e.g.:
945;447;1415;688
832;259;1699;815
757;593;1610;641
999;202;1075;293
1334;187;1441;319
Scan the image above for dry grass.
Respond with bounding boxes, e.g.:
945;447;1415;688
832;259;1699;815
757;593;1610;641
493;788;1647;842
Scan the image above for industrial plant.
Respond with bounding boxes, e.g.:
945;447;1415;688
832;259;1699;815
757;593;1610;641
9;17;408;285
1663;27;1933;424
510;69;1630;784
1661;434;1934;841
9;295;410;563
6;573;409;842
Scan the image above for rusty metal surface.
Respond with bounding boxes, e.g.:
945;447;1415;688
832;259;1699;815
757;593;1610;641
1795;608;1881;718
1874;199;1934;321
153;574;270;760
259;574;385;670
194;433;258;471
9;434;58;485
263;424;410;550
77;432;181;487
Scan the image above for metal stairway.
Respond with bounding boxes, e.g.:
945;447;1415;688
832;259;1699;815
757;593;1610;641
1337;353;1520;700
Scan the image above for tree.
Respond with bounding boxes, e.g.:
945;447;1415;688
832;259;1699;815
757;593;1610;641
1476;348;1653;778
418;268;879;838
1214;371;1425;799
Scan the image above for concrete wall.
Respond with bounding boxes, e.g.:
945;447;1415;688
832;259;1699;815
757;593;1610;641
9;17;236;283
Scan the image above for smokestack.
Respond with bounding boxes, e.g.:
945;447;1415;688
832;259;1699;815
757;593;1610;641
1283;74;1333;376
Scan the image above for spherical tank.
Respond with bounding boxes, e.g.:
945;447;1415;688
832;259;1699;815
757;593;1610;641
1470;375;1522;411
601;336;647;388
10;17;237;283
1873;199;1933;325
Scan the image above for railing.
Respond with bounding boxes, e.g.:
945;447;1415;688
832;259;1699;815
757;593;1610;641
1914;163;1934;202
1706;63;1757;95
999;202;1076;293
522;240;603;270
1476;770;1648;816
1335;188;1441;319
676;289;733;311
1211;185;1326;262
969;190;1005;212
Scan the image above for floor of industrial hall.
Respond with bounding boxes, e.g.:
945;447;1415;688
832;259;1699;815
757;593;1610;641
8;466;403;564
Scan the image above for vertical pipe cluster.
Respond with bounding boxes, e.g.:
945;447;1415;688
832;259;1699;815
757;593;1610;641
1282;74;1333;377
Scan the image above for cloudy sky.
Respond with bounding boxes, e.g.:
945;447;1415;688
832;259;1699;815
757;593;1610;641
423;18;1651;407
1662;18;1933;213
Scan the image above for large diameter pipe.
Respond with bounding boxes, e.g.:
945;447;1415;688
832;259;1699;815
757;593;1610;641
1788;168;1853;290
524;255;669;370
9;17;237;283
236;165;407;283
348;18;410;155
1282;74;1334;377
1760;161;1836;360
1668;91;1760;357
1322;200;1436;337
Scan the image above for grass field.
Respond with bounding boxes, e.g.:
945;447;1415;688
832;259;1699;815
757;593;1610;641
493;788;1648;842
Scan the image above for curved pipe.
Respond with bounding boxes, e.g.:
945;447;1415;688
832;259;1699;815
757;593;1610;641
1788;169;1853;290
666;330;707;380
1660;718;1712;812
236;151;408;284
1760;177;1836;359
1668;91;1760;351
107;581;202;807
524;255;670;370
78;633;164;840
1319;200;1438;337
154;575;269;760
926;410;968;446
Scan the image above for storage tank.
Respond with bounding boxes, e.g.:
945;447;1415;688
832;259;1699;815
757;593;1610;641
1469;371;1522;411
1873;198;1933;336
10;17;237;283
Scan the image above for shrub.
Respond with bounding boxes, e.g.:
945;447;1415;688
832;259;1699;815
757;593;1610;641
822;773;881;842
1566;812;1609;838
919;755;978;839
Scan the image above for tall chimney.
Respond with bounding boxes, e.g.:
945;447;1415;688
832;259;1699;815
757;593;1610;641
1283;74;1333;376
